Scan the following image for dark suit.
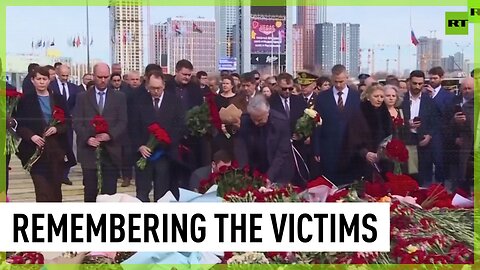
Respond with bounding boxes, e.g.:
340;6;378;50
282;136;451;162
235;110;295;184
269;93;306;133
21;74;35;95
453;98;474;192
431;87;455;183
78;84;87;92
73;88;127;202
113;85;135;180
303;93;318;109
49;80;80;111
189;166;211;191
15;92;70;202
165;78;207;186
401;93;439;186
49;80;80;179
312;87;361;186
132;91;186;201
269;93;308;184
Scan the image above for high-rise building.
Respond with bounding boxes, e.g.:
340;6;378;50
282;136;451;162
296;4;316;70
314;22;334;74
215;3;240;70
314;22;360;77
109;1;144;75
453;51;464;71
416;37;442;72
441;56;455;73
152;17;216;74
292;24;304;73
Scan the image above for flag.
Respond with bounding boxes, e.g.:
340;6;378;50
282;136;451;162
42;40;46;47
76;36;81;47
340;33;346;52
174;23;182;36
31;40;34;49
411;30;419;46
36;40;42;48
90;37;93;45
50;39;55;46
193;22;203;33
72;37;76;47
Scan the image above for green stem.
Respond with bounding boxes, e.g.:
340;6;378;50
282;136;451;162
96;146;102;195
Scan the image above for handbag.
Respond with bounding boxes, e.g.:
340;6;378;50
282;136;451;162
406;145;419;174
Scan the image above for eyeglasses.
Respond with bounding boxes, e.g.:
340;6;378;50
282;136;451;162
281;87;294;91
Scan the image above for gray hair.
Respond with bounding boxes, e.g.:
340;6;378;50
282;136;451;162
383;84;403;108
247;94;270;115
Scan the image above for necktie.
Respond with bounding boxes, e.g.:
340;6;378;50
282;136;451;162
154;97;160;111
62;83;68;103
284;98;290;118
98;92;105;114
337;91;344;111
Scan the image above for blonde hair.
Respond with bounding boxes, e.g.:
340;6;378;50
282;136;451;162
360;83;384;101
383;84;403;108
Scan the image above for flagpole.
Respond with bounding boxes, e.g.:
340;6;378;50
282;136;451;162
270;32;274;75
278;31;281;74
86;0;91;72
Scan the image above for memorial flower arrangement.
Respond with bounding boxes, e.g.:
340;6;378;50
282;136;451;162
295;108;322;139
186;92;223;137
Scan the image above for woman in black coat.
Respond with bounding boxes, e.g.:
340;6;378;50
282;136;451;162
15;66;70;202
346;84;392;180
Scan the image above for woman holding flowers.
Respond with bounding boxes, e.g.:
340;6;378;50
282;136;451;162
349;84;392;179
15;66;69;202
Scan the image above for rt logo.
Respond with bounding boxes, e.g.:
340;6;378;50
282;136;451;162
445;12;469;35
446;1;480;35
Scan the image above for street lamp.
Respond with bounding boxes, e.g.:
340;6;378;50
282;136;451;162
386;58;397;74
86;0;91;72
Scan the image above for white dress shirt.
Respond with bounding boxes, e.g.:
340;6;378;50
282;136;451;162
409;92;422;133
152;93;164;110
333;85;349;106
95;88;108;108
57;79;69;100
431;85;441;99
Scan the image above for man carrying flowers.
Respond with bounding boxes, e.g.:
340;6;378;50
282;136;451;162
73;63;127;202
132;70;186;202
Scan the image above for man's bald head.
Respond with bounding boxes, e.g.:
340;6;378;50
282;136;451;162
461;77;475;100
93;63;111;90
57;65;71;83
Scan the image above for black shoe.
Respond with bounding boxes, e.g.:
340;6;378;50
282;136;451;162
62;178;73;185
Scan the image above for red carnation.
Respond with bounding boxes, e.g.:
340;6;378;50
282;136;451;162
364;180;389;198
91;115;109;134
205;92;222;131
52;106;65;124
6;90;23;98
385;172;419;196
307;176;334;189
386;138;409;163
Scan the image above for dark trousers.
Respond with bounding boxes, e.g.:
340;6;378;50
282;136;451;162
121;145;133;179
408;134;433;187
135;157;178;202
6;154;10;193
431;134;445;183
30;142;64;202
82;160;118;202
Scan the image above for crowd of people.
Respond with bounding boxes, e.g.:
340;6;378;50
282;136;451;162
3;58;478;202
